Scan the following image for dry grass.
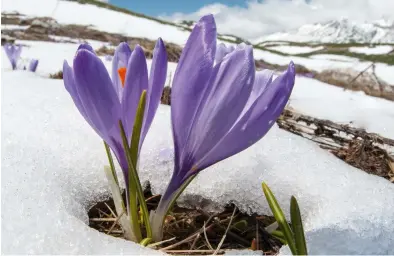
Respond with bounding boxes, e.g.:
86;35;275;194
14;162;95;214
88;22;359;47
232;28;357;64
88;187;283;255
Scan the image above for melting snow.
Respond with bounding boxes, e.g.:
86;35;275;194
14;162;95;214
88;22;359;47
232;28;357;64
349;45;393;55
2;65;394;255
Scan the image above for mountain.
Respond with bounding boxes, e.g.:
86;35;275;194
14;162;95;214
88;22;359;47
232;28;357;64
256;18;394;44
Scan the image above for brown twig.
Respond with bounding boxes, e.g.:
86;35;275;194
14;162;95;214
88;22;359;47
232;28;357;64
203;221;214;250
107;211;125;235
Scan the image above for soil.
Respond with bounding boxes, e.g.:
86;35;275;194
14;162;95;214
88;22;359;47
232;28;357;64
88;185;283;255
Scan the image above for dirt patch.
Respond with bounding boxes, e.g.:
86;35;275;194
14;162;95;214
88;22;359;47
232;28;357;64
161;86;172;105
255;59;315;76
277;108;394;182
315;67;394;101
49;71;63;79
96;42;181;63
88;185;283;255
2;13;183;62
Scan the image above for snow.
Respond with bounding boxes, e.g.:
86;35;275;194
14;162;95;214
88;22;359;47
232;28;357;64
289;77;394;139
349;45;393;55
1;24;29;30
2;65;394;254
1;71;164;255
310;54;359;62
254;18;394;44
266;45;324;55
2;0;191;45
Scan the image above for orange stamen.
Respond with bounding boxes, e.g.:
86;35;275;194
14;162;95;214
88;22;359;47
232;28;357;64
117;67;127;88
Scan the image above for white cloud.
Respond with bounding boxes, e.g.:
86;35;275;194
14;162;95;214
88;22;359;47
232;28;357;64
159;0;394;42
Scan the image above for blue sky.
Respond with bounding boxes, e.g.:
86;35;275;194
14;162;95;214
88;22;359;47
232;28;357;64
109;0;247;16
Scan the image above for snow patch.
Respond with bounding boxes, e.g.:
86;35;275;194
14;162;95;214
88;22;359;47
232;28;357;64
2;70;394;254
349;45;394;55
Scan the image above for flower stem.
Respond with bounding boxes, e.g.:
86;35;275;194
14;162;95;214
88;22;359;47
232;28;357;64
151;174;196;242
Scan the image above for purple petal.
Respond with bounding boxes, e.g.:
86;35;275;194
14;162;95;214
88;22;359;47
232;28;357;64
121;45;149;139
140;38;167;148
181;45;255;176
3;44;22;70
63;60;93;127
112;42;132;100
78;43;95;53
249;69;274;103
13;45;22;59
28;59;39;72
171;14;217;169
197;62;295;170
215;43;235;63
73;49;121;141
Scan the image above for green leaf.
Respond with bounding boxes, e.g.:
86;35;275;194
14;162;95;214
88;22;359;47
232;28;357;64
119;91;152;240
130;90;146;166
128;91;152;239
104;141;119;186
290;196;308;255
271;230;288;245
140;237;152;246
262;182;297;255
119;120;142;242
104;166;136;241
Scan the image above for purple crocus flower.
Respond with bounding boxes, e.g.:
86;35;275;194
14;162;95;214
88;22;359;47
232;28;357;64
63;41;167;201
151;14;295;241
3;43;22;70
28;59;39;72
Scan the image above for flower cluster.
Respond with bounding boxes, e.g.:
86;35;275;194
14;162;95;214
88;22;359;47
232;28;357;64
63;14;295;244
3;43;39;72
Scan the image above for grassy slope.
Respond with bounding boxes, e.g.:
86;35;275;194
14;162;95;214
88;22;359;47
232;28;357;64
255;41;394;65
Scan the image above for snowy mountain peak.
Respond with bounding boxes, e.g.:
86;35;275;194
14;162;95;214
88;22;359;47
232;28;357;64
258;19;394;44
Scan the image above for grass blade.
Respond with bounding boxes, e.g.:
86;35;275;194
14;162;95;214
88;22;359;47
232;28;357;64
262;182;297;255
271;230;288;245
290;196;308;255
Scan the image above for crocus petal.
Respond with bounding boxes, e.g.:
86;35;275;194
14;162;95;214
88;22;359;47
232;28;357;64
77;43;95;53
215;43;229;63
73;49;121;141
63;60;94;128
197;62;296;171
4;44;14;67
121;45;149;139
249;69;274;104
112;42;132;100
140;38;167;149
180;45;255;176
215;43;236;63
13;45;22;60
171;14;217;169
4;44;22;70
28;59;39;72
